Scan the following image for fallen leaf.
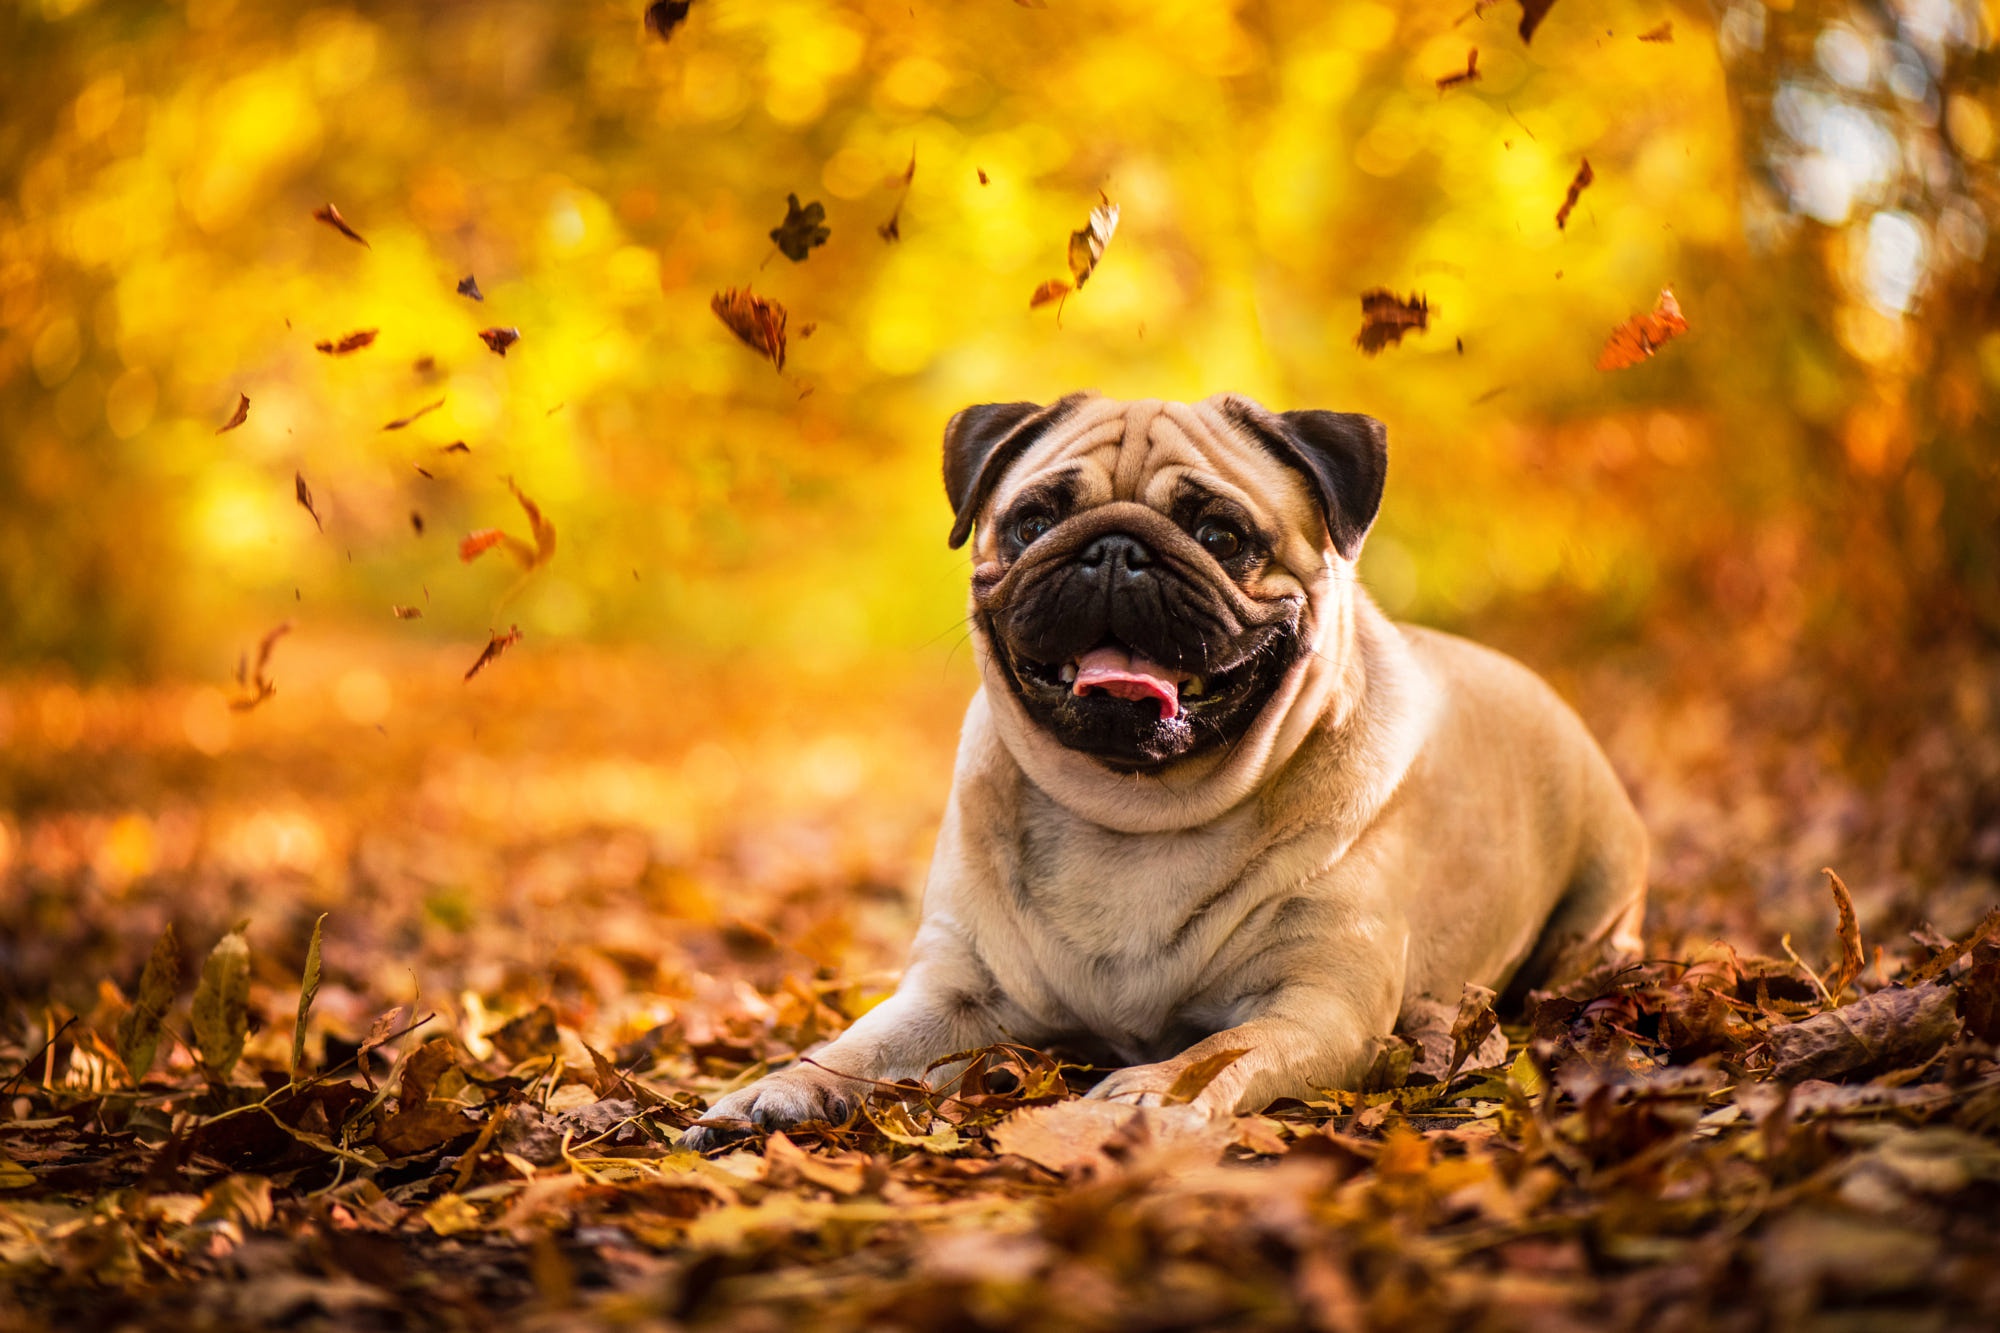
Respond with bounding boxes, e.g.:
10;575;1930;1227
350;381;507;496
1437;49;1481;91
989;1100;1144;1175
488;1003;560;1060
477;327;520;356
295;472;324;532
1822;868;1865;1004
1909;908;2000;985
711;287;788;371
312;203;369;247
114;924;181;1082
770;193;830;262
423;1193;482;1236
1029;279;1072;310
1638;20;1673;42
1448;982;1502;1083
231;621;291;712
392;605;423;620
383;398;445;431
1162;1049;1249;1105
464;626;523;682
644;1;692;42
314;329;378;355
1556;158;1594;230
456;275;483;301
1518;0;1557;43
191;923;251;1081
216;394;250;434
1067;196;1119;287
1596;287;1688;370
1356;289;1431;354
1767;984;1958;1082
291;914;325;1081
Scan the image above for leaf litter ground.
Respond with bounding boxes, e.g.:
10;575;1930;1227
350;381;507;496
3;630;1999;1331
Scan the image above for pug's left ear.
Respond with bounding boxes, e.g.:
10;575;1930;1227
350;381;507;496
1222;401;1388;560
942;394;1089;549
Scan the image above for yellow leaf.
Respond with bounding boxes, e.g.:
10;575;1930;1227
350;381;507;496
191;923;251;1081
292;912;326;1082
423;1193;483;1236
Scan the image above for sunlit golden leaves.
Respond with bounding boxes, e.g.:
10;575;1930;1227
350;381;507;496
293;472;324;533
1639;21;1674;43
1518;0;1558;43
465;626;523;680
382;398;445;431
1596;287;1688;369
230;621;291;711
711;287;788;371
216;393;249;434
312;203;369;247
477;326;521;356
456;274;484;301
1556;159;1595;230
1356;289;1431;354
770;193;830;262
314;329;378;355
1437;50;1480;92
1067;196;1119;288
644;1;692;42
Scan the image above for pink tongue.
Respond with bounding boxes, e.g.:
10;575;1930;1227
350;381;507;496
1072;646;1183;721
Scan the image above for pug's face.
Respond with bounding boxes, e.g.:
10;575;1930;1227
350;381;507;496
945;394;1388;772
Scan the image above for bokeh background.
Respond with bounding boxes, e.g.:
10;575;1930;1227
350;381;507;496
2;0;1999;1010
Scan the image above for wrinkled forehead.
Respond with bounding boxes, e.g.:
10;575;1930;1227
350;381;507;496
986;396;1321;532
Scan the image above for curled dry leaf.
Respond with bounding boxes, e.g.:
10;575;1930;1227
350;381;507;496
1437;49;1481;91
644;1;692;42
382;398;445;431
1356;289;1431;354
1767;983;1959;1082
314;329;378;355
457;481;554;571
1518;0;1558;43
1822;868;1865;1004
711;287;788;371
1596;287;1689;370
191;923;251;1081
770;193;830;262
1639;20;1674;42
312;203;369;247
1029;279;1072;310
477;326;520;356
1067;196;1119;287
231;620;291;711
456;275;483;301
216;394;250;434
1556;158;1595;230
294;472;324;532
464;625;523;682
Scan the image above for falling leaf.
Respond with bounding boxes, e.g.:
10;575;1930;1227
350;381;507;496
1066;196;1119;287
292;914;326;1081
456;274;483;301
1356;289;1431;354
392;605;423;620
1596;287;1689;370
231;621;291;712
459;529;509;563
1030;279;1072;310
191;923;251;1081
1437;49;1481;91
294;472;324;532
798;322;818;339
413;465;434;479
314;329;378;355
413;354;437;374
1639;20;1674;42
216;394;250;434
1556;158;1595;230
477;326;520;356
644;1;692;42
770;193;831;262
383;398;445;431
1518;0;1557;43
1162;1048;1250;1105
115;923;181;1082
457;481;552;574
711;287;788;371
312;203;369;247
878;149;916;242
441;441;472;454
465;625;523;682
410;511;424;536
506;477;557;569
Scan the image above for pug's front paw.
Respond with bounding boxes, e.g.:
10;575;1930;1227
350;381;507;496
682;1063;864;1152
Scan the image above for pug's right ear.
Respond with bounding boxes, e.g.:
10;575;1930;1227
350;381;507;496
942;395;1087;549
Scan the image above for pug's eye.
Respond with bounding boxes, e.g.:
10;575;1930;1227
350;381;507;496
1196;519;1243;560
1013;513;1053;545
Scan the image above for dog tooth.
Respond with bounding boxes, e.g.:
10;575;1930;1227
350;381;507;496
1186;676;1206;698
1059;663;1078;684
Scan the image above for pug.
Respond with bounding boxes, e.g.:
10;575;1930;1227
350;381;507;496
685;393;1645;1146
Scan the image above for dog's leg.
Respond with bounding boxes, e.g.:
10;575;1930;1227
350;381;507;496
1501;793;1648;1005
682;924;1023;1149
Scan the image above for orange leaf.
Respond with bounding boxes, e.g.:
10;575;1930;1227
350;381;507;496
1595;287;1688;370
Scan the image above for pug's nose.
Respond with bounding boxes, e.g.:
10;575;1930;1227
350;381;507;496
1078;533;1152;574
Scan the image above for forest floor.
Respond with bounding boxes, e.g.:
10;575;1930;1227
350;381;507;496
3;622;2000;1332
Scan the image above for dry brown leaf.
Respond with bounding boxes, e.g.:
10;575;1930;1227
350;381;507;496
1822;868;1865;1004
312;203;369;247
1518;0;1558;43
1067;196;1119;287
770;193;830;262
477;326;520;356
456;275;483;301
464;626;523;682
1639;20;1674;42
294;472;324;532
383;398;445;431
1356;289;1431;354
1030;279;1073;311
711;287;788;371
878;148;916;242
115;924;181;1082
1556;158;1594;229
216;394;250;434
391;605;423;620
1596;287;1688;370
231;621;291;712
1767;984;1959;1082
1437;49;1481;91
314;329;378;355
644;1;692;42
